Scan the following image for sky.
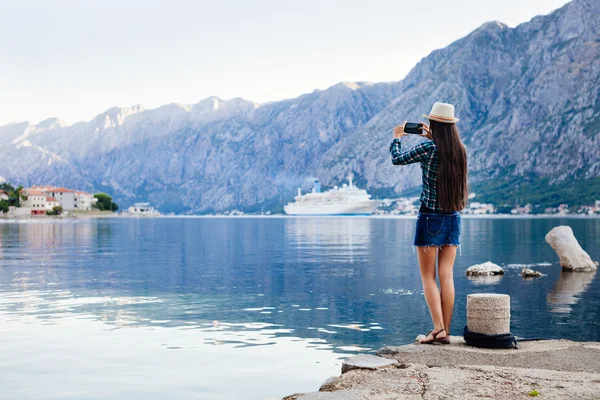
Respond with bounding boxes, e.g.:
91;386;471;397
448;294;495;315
0;0;570;126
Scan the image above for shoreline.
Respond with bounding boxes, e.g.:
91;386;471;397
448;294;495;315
284;337;600;399
1;213;599;221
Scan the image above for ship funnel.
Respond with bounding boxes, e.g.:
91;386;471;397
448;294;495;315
313;180;321;193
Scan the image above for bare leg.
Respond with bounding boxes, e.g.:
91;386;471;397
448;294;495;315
417;247;446;341
438;245;457;335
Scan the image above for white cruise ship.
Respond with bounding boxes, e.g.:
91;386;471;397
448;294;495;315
284;177;379;216
125;202;161;216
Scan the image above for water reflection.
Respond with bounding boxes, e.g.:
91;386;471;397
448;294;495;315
0;288;348;400
285;218;371;263
466;275;503;286
1;217;600;399
547;271;597;313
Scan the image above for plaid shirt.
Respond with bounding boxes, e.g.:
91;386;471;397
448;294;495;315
389;138;441;212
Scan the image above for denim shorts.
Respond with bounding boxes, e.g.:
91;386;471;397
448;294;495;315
414;211;461;248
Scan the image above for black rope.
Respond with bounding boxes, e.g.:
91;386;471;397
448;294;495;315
516;337;546;342
463;325;518;349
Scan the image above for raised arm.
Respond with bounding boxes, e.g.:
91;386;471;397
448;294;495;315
390;139;431;165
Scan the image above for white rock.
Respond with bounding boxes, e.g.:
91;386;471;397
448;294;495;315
521;268;543;278
545;226;597;272
465;262;504;276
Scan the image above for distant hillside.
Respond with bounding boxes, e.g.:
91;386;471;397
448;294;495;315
317;0;600;208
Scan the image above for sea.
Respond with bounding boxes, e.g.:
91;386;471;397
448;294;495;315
0;216;599;399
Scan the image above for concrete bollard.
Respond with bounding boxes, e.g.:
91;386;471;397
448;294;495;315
467;293;511;335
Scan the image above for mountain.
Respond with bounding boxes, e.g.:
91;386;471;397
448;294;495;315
1;82;400;212
1;0;598;213
317;0;600;207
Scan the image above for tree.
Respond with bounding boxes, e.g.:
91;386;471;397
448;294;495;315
94;193;112;211
496;205;513;214
94;193;118;212
46;205;63;216
7;185;24;207
0;200;8;214
0;182;15;193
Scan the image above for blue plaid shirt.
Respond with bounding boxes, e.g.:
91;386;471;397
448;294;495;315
389;137;441;212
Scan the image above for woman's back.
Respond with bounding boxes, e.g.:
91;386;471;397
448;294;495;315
388;101;466;345
390;139;444;213
390;121;467;213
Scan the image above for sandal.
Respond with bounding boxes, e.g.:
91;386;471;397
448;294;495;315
420;328;450;345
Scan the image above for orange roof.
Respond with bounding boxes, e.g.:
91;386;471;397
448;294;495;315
49;187;74;193
25;189;46;196
76;191;92;196
46;197;58;202
28;185;57;191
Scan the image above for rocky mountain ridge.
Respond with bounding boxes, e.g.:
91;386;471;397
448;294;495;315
1;0;598;213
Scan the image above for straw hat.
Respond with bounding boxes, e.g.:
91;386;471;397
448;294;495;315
422;102;459;124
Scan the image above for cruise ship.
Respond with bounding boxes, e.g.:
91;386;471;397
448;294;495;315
284;177;379;216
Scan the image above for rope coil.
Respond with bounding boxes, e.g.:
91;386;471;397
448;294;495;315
463;325;518;349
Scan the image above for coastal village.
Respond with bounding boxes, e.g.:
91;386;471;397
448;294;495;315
379;194;600;216
2;180;599;217
0;183;117;216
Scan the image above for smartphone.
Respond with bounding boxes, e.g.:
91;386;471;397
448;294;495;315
404;122;423;134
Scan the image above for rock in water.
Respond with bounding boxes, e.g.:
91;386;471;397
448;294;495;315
545;226;597;272
465;262;505;276
521;268;543;278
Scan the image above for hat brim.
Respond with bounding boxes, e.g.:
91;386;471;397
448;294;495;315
422;114;459;124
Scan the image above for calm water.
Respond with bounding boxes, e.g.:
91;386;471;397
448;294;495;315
0;217;599;399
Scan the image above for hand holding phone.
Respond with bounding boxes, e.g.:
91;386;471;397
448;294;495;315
404;122;423;134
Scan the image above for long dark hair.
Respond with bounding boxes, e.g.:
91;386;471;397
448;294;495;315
430;120;468;212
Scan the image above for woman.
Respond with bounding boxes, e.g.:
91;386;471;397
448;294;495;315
389;102;468;344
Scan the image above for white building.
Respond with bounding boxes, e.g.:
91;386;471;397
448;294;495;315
22;189;47;215
25;186;100;212
0;190;9;201
464;202;495;215
45;188;76;211
75;191;96;210
46;196;60;211
126;202;160;216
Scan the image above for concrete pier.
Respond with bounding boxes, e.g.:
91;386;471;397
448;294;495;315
284;338;600;399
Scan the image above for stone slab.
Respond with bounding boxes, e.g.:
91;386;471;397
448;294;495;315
294;362;600;400
341;354;399;374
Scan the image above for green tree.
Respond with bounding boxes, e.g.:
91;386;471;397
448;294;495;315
496;205;513;214
93;193;118;212
0;182;16;193
46;205;63;216
0;200;9;214
94;193;112;211
7;185;24;207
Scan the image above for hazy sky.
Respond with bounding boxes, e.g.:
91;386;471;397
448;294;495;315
0;0;569;125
